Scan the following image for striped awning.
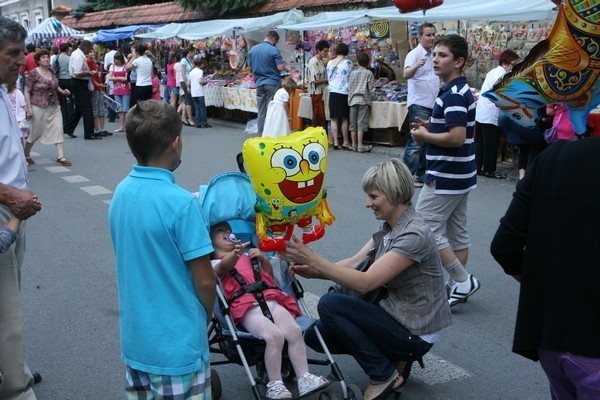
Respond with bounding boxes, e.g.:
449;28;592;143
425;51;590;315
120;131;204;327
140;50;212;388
27;17;84;41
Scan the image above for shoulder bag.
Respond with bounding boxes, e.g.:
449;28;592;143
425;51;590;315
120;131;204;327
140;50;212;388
328;234;389;304
544;106;564;144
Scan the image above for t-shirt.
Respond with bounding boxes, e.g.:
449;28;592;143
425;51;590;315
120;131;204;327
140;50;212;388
189;67;205;97
272;87;289;105
249;41;284;87
57;53;71;80
475;65;507;125
132;56;152;87
404;44;438;108
348;66;375;106
426;76;477;194
109;166;214;375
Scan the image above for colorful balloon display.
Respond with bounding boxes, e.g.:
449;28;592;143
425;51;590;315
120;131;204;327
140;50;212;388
393;0;444;14
483;0;600;135
242;127;335;252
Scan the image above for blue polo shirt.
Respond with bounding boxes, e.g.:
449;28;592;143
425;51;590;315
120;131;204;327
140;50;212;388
109;166;213;375
249;41;284;87
425;76;477;194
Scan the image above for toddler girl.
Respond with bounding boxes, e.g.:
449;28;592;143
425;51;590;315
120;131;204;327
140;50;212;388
262;77;297;138
7;81;28;147
210;222;328;399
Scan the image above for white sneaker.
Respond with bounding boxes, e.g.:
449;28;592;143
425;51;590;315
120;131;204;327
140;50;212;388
448;274;480;307
266;380;292;399
297;372;329;396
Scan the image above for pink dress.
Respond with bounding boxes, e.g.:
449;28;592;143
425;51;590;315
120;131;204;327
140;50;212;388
217;254;300;325
152;76;161;100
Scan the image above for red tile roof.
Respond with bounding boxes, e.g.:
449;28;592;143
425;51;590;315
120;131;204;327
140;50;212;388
247;0;381;16
60;2;212;30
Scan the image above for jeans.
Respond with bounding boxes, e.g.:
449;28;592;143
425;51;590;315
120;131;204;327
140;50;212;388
192;96;208;127
538;349;600;400
304;293;433;383
403;104;432;182
256;84;279;135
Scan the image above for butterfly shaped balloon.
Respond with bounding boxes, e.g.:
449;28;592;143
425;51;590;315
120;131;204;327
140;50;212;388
483;0;600;135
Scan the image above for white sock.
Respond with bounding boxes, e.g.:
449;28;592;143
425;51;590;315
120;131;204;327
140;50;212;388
443;259;468;283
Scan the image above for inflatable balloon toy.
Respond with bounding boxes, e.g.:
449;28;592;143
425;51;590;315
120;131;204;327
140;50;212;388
242;127;335;252
483;0;600;135
393;0;444;14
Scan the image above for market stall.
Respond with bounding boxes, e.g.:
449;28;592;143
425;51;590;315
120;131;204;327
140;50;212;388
27;17;83;43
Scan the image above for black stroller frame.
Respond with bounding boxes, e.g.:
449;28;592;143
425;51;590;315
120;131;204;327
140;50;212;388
200;171;363;400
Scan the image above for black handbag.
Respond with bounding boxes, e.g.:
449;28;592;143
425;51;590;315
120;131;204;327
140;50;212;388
328;236;389;304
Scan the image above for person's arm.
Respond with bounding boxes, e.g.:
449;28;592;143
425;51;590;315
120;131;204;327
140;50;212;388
24;84;33;119
0;184;41;220
212;241;251;278
412;124;466;148
403;51;424;80
181;61;189;87
188;255;216;321
125;53;136;72
6;216;21;234
284;100;291;122
283;236;413;293
72;56;94;79
282;236;375;280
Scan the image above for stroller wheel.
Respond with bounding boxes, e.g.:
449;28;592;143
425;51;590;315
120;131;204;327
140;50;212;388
211;368;222;400
345;383;364;400
319;390;340;400
281;358;296;381
255;361;268;384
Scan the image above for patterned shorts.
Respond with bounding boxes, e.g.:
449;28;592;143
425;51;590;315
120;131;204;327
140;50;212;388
91;90;106;118
125;361;212;400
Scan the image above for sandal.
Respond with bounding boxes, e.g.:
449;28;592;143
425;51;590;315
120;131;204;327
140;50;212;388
333;145;342;150
357;145;373;153
342;145;353;151
56;157;72;166
363;373;402;400
25;155;35;165
483;171;506;179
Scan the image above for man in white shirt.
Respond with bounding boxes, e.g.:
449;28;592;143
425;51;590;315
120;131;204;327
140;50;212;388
475;49;519;179
64;40;102;140
103;42;117;71
403;23;439;187
0;16;43;400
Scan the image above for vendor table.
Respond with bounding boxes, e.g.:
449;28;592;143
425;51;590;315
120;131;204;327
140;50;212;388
297;96;408;131
204;85;257;112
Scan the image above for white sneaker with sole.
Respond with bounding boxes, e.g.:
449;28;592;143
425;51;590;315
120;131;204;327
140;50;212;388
448;274;480;307
266;380;292;399
297;372;329;396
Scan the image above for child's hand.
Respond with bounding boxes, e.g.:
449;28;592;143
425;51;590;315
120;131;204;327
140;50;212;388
248;248;268;264
233;241;251;258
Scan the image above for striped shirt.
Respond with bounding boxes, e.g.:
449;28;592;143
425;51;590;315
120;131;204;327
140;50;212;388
425;76;477;194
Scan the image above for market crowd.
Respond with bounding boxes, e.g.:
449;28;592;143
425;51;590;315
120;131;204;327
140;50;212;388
1;15;598;400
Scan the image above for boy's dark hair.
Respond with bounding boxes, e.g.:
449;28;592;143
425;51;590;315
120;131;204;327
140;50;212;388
498;49;519;67
135;43;148;56
59;42;70;52
26;43;36;53
315;40;329;52
114;52;125;64
335;42;349;56
434;35;469;70
125;100;182;165
357;52;370;67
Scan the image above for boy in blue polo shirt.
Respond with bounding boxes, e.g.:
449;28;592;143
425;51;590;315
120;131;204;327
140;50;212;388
410;35;481;309
109;100;216;399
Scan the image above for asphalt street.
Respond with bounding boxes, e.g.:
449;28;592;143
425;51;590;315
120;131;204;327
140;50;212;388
20;116;550;400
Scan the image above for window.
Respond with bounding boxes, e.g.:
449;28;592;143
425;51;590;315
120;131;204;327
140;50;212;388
19;12;29;29
33;9;43;27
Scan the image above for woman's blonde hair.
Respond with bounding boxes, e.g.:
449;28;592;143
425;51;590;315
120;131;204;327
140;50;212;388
361;158;414;206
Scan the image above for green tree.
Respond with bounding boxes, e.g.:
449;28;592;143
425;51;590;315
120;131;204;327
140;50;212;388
71;0;165;18
177;0;268;16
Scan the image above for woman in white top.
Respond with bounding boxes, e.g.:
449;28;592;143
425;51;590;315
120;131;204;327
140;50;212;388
327;42;353;150
262;77;297;138
178;47;196;126
126;43;154;102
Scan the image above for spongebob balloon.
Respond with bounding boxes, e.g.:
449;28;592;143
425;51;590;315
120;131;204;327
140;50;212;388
242;127;335;252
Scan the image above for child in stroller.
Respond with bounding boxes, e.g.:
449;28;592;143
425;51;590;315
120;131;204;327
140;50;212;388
210;221;329;399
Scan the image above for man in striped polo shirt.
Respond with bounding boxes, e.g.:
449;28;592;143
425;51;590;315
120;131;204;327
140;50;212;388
411;35;481;308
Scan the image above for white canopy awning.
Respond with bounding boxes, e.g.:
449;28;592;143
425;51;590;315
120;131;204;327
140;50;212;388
27;17;83;42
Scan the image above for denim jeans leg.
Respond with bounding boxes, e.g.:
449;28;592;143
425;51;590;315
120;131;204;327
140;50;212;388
198;96;208;126
192;97;201;127
306;293;430;383
404;105;433;181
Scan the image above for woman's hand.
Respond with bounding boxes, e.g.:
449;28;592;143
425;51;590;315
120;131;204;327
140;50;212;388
281;236;315;265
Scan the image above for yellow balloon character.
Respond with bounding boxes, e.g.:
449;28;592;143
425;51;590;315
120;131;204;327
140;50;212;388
242;127;335;252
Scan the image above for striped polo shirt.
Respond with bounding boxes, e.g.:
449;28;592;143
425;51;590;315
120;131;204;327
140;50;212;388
424;76;477;194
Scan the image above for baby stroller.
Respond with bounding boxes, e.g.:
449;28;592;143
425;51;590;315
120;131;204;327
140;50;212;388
199;171;363;400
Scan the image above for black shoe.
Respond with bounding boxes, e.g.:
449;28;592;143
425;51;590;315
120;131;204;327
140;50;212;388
203;124;212;128
84;136;102;140
102;130;113;136
195;125;204;128
94;131;108;137
33;372;42;385
65;132;77;138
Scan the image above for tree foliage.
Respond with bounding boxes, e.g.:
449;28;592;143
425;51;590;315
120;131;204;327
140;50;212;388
71;0;166;18
176;0;268;16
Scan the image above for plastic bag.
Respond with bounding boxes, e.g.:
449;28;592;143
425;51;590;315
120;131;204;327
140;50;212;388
244;118;258;135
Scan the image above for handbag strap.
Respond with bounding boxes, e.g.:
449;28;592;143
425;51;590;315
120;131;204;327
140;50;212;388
553;105;565;127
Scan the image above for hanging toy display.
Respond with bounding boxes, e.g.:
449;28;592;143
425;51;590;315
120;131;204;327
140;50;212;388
242;127;336;252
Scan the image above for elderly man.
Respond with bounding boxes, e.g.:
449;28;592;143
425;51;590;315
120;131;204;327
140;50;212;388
0;17;43;400
249;30;286;136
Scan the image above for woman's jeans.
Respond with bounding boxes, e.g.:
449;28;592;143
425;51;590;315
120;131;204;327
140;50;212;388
304;292;433;383
403;104;432;182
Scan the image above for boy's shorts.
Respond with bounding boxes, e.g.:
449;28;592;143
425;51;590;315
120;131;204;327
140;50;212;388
125;361;212;400
91;90;106;118
349;104;370;132
415;180;470;252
